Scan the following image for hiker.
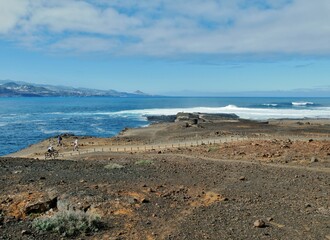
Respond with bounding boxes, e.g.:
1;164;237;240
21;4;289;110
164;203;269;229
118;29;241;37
58;135;63;146
73;138;78;151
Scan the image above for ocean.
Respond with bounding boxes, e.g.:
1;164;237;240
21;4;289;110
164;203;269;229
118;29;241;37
1;97;330;156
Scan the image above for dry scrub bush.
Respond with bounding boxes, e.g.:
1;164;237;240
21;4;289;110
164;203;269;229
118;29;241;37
104;163;125;169
32;210;102;237
135;159;153;165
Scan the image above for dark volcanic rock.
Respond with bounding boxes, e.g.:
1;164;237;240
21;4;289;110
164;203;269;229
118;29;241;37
147;115;177;123
24;197;57;215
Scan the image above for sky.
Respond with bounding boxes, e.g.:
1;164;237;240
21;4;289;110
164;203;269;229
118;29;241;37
0;0;329;96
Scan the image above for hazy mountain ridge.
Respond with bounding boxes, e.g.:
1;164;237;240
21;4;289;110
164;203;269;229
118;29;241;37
0;80;150;97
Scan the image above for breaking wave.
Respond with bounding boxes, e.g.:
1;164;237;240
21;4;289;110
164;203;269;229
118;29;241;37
292;101;314;106
113;105;330;120
262;103;278;107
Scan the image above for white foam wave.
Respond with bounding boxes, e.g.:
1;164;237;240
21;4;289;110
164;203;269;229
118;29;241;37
40;129;86;135
49;112;66;115
0;122;8;127
90;123;106;132
0;113;30;119
292;101;314;106
113;105;330;120
94;127;106;133
262;103;278;107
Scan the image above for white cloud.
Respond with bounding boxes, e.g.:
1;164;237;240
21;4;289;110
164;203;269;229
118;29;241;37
0;0;29;34
51;36;118;53
24;1;141;34
1;0;330;58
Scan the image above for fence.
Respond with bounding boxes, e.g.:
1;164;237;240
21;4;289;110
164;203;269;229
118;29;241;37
59;133;330;158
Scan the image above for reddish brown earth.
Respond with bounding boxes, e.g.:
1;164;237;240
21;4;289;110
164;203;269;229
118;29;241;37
1;119;330;239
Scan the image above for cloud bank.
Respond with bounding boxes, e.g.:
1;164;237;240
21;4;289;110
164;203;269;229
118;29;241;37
1;0;330;58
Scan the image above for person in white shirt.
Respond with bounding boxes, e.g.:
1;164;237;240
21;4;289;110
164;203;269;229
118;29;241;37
73;138;78;151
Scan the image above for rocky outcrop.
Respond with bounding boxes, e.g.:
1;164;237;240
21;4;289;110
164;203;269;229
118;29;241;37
24;197;58;215
175;113;200;125
147;115;177;123
175;112;239;125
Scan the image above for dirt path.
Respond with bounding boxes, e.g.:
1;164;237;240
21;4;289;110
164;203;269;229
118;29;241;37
8;135;329;160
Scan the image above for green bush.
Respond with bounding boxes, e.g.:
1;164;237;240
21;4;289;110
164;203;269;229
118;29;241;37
104;163;125;170
32;210;102;237
135;159;153;165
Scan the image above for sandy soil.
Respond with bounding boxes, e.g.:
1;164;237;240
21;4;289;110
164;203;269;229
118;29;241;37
1;118;330;239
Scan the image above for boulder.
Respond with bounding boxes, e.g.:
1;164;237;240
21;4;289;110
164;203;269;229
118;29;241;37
24;197;57;215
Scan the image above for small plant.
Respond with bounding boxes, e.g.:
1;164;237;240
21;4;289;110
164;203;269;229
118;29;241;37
135;159;153;165
207;147;218;152
104;163;125;170
32;210;102;237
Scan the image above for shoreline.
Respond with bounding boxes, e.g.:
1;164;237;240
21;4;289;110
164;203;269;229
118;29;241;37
1;113;329;239
5;114;330;159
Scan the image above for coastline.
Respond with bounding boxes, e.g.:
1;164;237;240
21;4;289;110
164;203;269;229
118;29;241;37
1;114;329;239
6;114;330;159
1;96;330;156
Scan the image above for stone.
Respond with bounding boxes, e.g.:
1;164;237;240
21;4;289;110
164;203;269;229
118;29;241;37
21;230;31;235
267;217;273;222
310;157;318;163
239;176;246;181
254;219;266;228
141;198;150;203
147;188;155;193
24;197;57;215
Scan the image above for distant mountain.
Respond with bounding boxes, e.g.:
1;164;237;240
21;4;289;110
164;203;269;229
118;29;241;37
0;80;151;97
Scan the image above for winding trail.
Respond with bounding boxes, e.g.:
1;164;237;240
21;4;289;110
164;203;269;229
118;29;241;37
57;135;329;158
7;135;330;175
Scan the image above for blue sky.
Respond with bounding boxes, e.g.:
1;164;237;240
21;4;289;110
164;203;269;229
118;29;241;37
0;0;329;95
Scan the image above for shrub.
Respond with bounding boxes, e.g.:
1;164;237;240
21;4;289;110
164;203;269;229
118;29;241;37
32;210;102;237
104;163;125;169
135;159;153;165
207;147;218;152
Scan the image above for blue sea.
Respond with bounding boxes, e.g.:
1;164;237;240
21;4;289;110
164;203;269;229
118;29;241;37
1;97;330;156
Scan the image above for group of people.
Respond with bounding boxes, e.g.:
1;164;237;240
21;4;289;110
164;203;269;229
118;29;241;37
47;135;79;152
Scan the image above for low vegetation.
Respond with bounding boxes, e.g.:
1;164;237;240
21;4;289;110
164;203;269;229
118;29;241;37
32;210;102;237
104;163;125;170
135;159;153;165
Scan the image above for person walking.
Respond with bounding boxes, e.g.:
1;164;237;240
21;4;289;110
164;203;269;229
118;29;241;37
73;138;78;151
58;135;63;146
